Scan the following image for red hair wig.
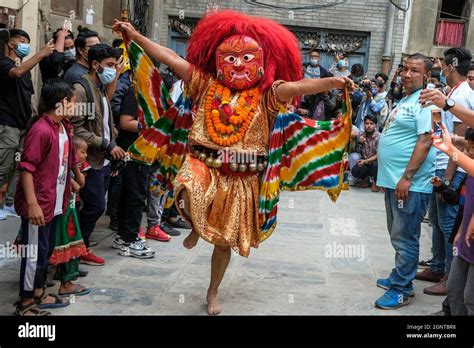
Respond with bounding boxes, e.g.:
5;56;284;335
187;10;302;92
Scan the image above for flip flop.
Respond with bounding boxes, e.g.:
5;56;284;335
35;292;70;309
59;284;91;297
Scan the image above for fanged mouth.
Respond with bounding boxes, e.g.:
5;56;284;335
230;71;251;82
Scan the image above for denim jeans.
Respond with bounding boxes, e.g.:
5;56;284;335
430;169;466;275
384;188;430;295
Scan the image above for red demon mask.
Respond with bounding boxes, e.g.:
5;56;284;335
216;35;264;90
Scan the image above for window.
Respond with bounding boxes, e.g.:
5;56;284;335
103;0;123;27
51;0;82;19
435;0;471;47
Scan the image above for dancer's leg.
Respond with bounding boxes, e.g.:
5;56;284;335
207;244;231;315
178;190;199;249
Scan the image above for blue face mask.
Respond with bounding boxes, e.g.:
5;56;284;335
337;61;347;69
97;65;116;85
15;43;30;58
371;88;378;97
64;48;76;60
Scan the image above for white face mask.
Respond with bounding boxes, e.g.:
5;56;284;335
309;58;319;67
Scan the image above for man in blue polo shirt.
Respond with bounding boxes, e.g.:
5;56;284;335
375;53;437;309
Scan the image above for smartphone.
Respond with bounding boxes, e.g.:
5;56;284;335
432;109;443;137
398;64;403;69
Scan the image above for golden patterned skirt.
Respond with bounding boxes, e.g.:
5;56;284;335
174;155;262;257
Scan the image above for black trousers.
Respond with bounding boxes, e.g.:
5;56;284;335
79;165;111;246
351;160;378;182
118;161;150;242
19;216;58;298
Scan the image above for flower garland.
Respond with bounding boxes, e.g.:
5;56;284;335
205;81;260;147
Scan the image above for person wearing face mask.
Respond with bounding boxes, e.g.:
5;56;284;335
0;29;55;221
354;78;388;132
300;49;334;118
330;53;351;78
70;44;126;266
63;27;100;84
39;28;75;83
415;47;474;297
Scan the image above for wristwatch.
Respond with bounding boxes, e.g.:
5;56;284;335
443;178;451;186
443;98;455;111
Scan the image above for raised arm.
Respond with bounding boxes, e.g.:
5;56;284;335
420;88;474;128
113;21;192;82
275;76;354;102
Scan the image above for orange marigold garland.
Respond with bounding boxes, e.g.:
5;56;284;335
205;81;260;146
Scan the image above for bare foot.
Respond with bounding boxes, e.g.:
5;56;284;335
183;230;199;249
206;289;221;316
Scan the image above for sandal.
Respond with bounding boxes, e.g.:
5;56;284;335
59;284;91;297
14;301;50;316
34;290;71;309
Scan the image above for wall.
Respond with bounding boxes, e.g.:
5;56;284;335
157;0;406;79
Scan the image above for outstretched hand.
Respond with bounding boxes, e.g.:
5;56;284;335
431;122;455;155
333;77;355;92
113;20;139;41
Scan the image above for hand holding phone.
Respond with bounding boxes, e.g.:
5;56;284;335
432;109;443;137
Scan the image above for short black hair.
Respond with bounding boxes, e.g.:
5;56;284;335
407;53;433;73
87;44;121;69
465;128;474;142
52;28;74;43
444;47;472;76
351;63;364;77
112;38;123;48
74;27;99;50
364;115;377;124
8;29;30;42
73;135;87;148
309;49;321;55
375;72;388;84
41;79;75;111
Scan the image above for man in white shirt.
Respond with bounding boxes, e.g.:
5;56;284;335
416;47;474;296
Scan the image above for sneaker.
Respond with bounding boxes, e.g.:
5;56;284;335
0;210;6;221
146;225;171;241
112;237;126;249
376;278;414;297
418;259;432;268
80;250;105;266
375;289;410;310
166;217;192;230
159;221;181;236
88;240;99;247
109;218;119;232
119;239;155;259
3;205;19;218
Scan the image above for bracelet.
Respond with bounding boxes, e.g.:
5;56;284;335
453;134;458;144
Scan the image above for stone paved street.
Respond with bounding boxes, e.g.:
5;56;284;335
0;187;443;315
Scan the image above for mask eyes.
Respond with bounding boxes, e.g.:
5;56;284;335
242;54;255;62
224;55;237;63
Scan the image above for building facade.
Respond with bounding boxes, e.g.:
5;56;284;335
1;0;472;94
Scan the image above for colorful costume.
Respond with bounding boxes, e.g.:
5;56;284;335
126;10;351;257
49;192;87;282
